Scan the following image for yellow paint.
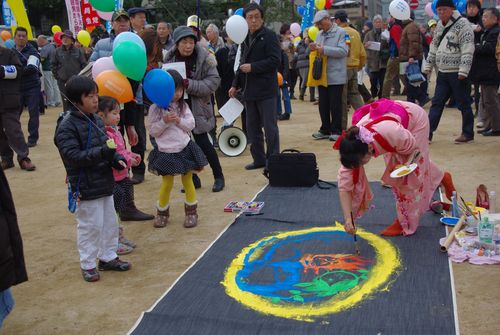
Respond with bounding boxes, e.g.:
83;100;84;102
6;0;33;40
222;224;401;322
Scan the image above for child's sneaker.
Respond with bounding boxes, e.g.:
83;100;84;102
98;257;131;271
81;268;100;282
117;242;134;255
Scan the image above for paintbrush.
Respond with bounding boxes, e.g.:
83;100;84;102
460;196;478;220
350;212;360;256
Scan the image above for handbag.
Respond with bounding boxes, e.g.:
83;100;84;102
264;149;319;187
312;56;323;80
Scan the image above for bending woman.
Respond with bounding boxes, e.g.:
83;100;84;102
336;99;455;236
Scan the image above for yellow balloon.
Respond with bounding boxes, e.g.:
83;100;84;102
315;0;326;10
77;30;91;47
308;26;319;42
51;25;62;34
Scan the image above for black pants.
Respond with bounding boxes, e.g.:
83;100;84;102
369;69;386;98
318;85;344;135
193;132;224;179
289;69;298;97
358;83;372;103
0;107;29;162
131;104;146;177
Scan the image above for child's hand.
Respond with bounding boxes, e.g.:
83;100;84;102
131;154;141;167
163;112;178;124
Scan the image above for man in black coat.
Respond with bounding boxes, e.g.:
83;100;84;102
0;167;28;327
0;45;36;171
229;2;281;170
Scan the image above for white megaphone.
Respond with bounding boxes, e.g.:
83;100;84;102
218;126;247;157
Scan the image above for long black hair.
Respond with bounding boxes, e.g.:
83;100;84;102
339;126;369;169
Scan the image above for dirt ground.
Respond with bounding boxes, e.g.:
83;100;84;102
2;87;500;334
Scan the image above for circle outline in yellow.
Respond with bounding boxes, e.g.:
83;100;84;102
222;224;401;322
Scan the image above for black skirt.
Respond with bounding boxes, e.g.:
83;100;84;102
148;140;208;176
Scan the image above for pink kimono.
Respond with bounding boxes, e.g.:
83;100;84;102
337;100;444;236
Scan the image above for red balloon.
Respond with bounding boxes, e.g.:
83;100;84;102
54;31;63;46
325;0;333;9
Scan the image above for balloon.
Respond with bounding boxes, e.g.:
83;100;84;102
389;0;410;21
1;30;12;41
92;56;117;79
96;10;113;21
297;6;305;16
432;0;438;16
143;69;175;109
226;15;248;44
89;0;115;12
4;39;14;49
315;0;326;10
277;72;283;87
325;0;333;9
51;25;62;34
113;32;146;52
290;23;301;37
455;0;466;13
234;8;244;17
95;70;133;103
425;3;434;18
308;26;319;42
54;32;63;46
293;36;302;47
112;41;147;81
77;30;91;47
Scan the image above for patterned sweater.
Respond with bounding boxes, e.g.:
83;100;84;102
423;11;474;77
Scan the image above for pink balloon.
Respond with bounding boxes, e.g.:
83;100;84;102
290;23;301;37
96;10;113;21
92;56;117;79
425;3;434;18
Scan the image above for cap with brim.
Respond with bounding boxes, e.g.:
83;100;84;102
62;30;75;40
127;7;147;16
173;26;198;44
313;10;330;24
112;9;130;22
428;19;437;27
187;15;200;28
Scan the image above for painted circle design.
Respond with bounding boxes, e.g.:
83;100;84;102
222;225;401;322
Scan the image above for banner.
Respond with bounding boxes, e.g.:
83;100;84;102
2;0;16;27
6;0;32;39
65;0;83;34
81;0;100;28
301;0;315;32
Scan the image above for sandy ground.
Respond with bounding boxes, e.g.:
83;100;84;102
2;89;500;335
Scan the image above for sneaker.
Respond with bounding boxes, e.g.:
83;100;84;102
19;158;36;171
312;131;330;140
1;160;14;170
278;113;290;121
81;268;100;282
98;257;131;271
119;235;137;248
329;134;340;141
117;242;134;255
454;135;474;144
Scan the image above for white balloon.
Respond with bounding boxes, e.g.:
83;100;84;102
113;32;146;52
389;0;410;21
226;15;248;44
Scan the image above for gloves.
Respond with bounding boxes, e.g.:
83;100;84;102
183;78;189;88
101;144;116;161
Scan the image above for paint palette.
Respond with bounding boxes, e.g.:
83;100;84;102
440;217;460;226
390;163;418;178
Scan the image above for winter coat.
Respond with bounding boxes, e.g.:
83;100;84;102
339;23;366;70
105;126;137;182
0;46;22;110
315;25;349;85
54;109;124;200
89;32;116;61
40;43;56;71
364;29;389;72
13;43;41;90
51;45;87;82
233;26;281;101
389;23;403;58
466;13;484;44
215;43;237;108
295;40;310;69
164;44;220;134
278;48;290;82
0;168;28;292
469;24;500;86
423;11;475;77
399;21;423;62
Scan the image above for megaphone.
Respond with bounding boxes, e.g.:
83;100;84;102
218;126;247;157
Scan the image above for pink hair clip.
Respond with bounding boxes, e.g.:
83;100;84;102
357;126;374;144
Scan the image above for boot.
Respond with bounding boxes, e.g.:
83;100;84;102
119;204;155;221
184;202;198;228
381;219;403;236
153;203;169;228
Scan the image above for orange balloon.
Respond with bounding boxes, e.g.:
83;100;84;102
277;72;283;87
95;70;133;103
1;30;12;42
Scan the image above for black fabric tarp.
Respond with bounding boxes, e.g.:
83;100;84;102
130;183;456;335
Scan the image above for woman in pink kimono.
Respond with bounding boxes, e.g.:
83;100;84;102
336;99;455;236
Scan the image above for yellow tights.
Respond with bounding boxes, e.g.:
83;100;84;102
158;172;196;208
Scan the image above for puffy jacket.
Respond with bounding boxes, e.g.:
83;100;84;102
339;23;366;70
13;43;41;90
51;45;87;82
0;168;28;292
315;25;349;85
233;26;281;101
164;44;220;134
106;126;137;182
295;39;310;69
0;46;22;110
469;24;500;86
399;21;423;62
89;32;116;61
54;109;124;200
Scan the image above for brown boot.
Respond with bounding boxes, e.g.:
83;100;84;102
153;203;169;228
184;202;198;228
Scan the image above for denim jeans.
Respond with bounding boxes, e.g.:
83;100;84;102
0;289;14;329
277;82;292;115
428;72;474;140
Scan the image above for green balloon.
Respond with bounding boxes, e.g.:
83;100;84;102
89;0;115;12
112;41;147;81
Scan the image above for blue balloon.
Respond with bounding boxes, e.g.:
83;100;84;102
144;69;175;109
297;6;305;16
235;8;244;17
432;0;437;16
4;39;14;49
455;0;466;14
113;31;146;52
